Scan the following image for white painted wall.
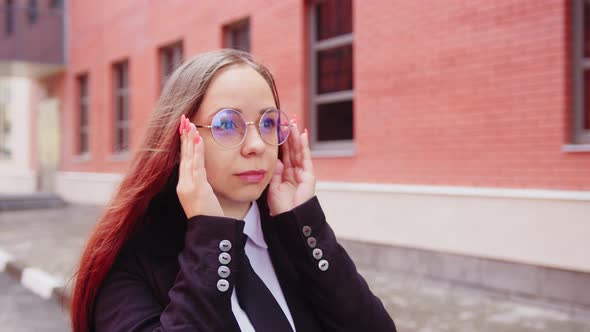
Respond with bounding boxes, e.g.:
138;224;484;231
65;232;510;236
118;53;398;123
316;182;590;274
54;173;590;274
0;77;36;193
55;171;123;204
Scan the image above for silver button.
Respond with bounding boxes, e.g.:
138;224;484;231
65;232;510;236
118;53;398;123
218;266;230;278
318;259;329;272
312;248;323;260
218;252;231;265
302;225;312;237
219;240;232;252
307;236;317;248
217;279;229;292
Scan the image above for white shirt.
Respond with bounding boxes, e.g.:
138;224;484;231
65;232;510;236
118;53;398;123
231;201;297;332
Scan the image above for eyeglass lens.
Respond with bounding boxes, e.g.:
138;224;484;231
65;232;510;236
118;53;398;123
210;108;290;148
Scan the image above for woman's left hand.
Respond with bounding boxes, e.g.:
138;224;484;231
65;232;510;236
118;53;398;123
267;119;316;217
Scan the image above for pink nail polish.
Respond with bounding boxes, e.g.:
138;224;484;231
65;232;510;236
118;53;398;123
194;135;200;144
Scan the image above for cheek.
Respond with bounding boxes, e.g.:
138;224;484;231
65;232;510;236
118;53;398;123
267;147;279;164
203;146;235;189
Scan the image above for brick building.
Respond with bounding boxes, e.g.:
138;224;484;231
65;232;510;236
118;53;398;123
1;0;590;305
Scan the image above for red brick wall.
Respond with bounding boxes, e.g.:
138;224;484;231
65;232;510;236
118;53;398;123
56;0;590;190
0;0;64;65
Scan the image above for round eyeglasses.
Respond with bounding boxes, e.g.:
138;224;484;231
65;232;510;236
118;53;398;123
194;108;293;148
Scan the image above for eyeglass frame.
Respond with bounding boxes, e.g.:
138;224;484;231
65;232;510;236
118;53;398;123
193;107;294;148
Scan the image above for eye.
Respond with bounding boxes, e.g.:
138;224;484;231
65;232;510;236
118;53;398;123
261;118;276;129
216;120;237;130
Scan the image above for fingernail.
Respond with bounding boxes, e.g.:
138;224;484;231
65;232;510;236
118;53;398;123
194;134;200;144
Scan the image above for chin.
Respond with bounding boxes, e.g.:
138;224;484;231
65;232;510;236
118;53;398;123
221;185;266;204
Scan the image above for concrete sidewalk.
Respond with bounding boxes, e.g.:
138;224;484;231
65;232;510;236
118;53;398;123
1;204;589;331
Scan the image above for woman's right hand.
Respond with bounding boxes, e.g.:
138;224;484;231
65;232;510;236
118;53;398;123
176;114;224;219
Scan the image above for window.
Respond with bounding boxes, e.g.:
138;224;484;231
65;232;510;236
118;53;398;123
572;0;590;144
50;0;63;9
5;0;14;36
113;61;130;154
224;18;250;52
77;74;89;155
28;0;38;24
159;41;183;91
0;83;11;159
309;0;354;154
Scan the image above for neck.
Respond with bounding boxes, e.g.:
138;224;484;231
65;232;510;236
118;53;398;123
217;196;252;220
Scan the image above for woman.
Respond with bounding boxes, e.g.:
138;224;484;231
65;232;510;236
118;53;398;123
70;49;396;332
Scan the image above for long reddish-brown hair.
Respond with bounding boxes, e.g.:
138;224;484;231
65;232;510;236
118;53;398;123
69;49;281;332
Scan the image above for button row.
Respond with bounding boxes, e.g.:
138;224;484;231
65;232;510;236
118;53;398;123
217;239;232;292
302;225;329;272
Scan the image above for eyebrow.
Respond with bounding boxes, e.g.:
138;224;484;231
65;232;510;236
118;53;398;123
206;107;275;121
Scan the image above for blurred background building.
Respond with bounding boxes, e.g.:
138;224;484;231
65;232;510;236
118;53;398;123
1;0;589;312
0;0;64;193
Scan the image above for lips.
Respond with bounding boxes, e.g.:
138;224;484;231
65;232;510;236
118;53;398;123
235;170;266;176
235;170;266;183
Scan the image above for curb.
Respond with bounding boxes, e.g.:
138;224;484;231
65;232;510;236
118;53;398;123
0;248;70;310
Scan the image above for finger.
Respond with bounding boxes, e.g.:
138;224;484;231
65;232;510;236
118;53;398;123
285;119;297;166
301;129;314;173
281;146;296;184
182;121;195;184
186;122;196;162
193;125;205;170
181;115;189;163
269;159;284;188
290;121;302;168
281;127;294;175
179;116;191;184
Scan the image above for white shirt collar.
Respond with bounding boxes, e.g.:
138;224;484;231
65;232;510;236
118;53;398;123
242;201;268;249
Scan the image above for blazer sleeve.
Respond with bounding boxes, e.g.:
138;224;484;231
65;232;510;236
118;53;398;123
93;217;247;332
271;196;397;332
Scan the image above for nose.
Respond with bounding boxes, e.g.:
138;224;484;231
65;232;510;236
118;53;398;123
240;123;265;156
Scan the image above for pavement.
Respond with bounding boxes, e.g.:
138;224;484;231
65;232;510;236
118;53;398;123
1;204;590;332
0;272;69;332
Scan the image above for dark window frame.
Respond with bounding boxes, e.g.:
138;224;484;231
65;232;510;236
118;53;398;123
572;0;590;144
159;41;184;92
5;0;14;36
223;18;251;52
27;0;38;24
113;60;130;154
50;0;63;9
308;0;355;156
77;74;90;155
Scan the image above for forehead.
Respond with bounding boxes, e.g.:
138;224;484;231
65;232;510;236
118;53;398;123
197;64;276;121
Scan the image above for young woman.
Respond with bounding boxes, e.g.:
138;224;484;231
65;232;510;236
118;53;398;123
70;49;396;332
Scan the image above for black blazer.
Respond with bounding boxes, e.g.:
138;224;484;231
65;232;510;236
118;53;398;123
92;188;396;332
